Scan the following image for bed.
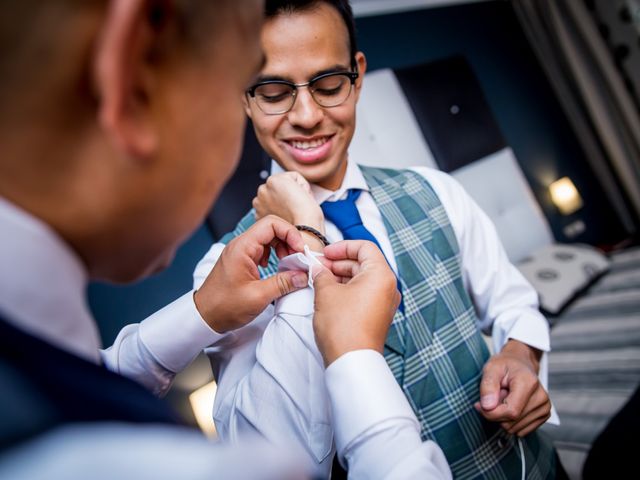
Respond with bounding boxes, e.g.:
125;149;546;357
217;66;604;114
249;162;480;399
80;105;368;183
351;57;640;479
536;245;640;477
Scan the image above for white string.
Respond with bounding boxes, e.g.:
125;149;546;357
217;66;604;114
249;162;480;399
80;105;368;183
303;245;323;289
518;437;526;480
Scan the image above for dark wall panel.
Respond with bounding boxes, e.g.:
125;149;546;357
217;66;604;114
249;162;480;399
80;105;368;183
355;0;627;246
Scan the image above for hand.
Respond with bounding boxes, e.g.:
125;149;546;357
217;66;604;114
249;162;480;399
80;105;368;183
194;215;308;333
475;340;551;437
253;172;324;231
312;240;401;367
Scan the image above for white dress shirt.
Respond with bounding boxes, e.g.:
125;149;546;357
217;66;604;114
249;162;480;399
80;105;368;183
0;196;299;479
109;161;557;427
0;194;447;479
209;249;452;479
190;161;554;399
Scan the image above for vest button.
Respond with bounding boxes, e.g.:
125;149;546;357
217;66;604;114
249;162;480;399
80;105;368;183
497;437;506;449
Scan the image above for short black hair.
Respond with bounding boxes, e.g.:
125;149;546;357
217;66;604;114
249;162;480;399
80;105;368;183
265;0;358;68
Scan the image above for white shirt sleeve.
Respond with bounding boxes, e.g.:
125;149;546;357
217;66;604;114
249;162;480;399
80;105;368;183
100;242;229;396
410;168;558;424
326;350;452;479
210;252;335;479
0;423;303;480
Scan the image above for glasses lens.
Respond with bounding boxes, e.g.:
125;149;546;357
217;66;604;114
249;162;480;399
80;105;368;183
311;74;352;107
254;83;295;114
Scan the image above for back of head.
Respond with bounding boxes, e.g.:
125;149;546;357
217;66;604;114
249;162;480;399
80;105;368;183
0;0;264;282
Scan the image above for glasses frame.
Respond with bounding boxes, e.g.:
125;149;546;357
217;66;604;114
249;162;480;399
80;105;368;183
246;71;360;115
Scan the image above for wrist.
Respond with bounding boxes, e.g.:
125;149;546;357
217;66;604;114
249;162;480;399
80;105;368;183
503;339;541;372
293;213;325;234
299;231;325;252
193;289;231;334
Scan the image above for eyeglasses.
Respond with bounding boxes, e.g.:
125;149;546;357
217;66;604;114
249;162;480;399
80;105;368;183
246;71;359;115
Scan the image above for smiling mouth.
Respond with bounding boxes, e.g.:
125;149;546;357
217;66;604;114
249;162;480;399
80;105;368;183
285;135;332;150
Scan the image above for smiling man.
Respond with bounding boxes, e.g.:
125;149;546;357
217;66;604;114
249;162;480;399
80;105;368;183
201;1;561;478
99;0;562;478
0;0;446;478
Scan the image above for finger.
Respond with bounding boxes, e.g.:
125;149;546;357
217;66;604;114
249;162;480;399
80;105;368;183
498;374;538;421
311;265;339;290
328;259;361;279
253;270;309;306
501;387;549;431
505;401;551;436
479;364;506;411
323;240;384;264
247;215;305;254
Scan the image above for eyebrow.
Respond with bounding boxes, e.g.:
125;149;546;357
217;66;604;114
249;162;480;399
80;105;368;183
254;64;352;84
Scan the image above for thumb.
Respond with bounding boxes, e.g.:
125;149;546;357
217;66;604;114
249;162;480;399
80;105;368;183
257;270;309;304
479;364;504;411
311;265;338;290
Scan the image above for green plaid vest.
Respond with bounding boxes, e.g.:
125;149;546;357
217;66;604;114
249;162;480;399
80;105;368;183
220;166;556;479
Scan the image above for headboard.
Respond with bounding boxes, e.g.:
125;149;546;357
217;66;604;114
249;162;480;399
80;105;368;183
351;57;554;262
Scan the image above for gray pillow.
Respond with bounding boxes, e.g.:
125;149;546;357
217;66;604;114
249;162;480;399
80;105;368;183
517;244;610;315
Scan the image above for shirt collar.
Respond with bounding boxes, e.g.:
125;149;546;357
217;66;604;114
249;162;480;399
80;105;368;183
269;158;369;204
0;196;101;363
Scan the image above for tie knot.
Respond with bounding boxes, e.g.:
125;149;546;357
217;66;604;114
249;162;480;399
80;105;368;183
321;189;363;232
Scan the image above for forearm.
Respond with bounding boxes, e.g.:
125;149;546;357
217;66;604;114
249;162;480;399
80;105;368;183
102;291;223;396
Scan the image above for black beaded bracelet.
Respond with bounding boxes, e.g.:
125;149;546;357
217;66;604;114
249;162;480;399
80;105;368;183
295;224;330;247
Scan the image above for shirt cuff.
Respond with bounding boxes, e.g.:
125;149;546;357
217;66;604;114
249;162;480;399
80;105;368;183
138;291;225;373
493;311;550;354
325;350;419;451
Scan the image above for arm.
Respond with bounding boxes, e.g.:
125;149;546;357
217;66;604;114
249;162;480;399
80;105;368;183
0;423;304;480
312;241;452;479
101;216;308;396
253;172;326;251
412;168;554;433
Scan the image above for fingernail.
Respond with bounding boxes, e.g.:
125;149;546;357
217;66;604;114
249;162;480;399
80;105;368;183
481;395;495;409
292;273;308;288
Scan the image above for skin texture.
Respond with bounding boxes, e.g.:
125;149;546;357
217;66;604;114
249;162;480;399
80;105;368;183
244;3;367;192
0;0;308;335
246;2;551;435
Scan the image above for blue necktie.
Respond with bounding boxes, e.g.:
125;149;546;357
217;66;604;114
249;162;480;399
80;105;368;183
321;189;404;312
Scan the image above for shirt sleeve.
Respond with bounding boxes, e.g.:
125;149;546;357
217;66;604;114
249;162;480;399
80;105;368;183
0;423;302;480
325;350;452;479
100;242;229;396
410;168;555;414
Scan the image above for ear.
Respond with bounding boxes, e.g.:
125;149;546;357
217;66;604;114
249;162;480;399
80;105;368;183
94;0;164;160
243;92;253;119
353;51;368;103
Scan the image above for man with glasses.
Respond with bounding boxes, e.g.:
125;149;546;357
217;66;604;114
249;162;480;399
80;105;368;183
0;0;453;478
117;0;561;478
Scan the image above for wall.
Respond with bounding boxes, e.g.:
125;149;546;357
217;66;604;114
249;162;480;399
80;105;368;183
355;0;629;246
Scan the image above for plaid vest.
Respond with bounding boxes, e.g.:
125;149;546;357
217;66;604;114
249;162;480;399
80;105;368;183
221;166;556;479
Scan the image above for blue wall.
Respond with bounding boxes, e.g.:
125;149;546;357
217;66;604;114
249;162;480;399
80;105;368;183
355;0;628;246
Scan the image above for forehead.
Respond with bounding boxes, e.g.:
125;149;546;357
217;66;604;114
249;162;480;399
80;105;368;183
260;3;351;79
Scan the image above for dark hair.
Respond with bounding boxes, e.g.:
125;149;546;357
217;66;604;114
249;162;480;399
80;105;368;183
265;0;358;68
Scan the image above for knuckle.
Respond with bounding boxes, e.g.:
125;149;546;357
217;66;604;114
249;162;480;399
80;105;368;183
276;274;290;296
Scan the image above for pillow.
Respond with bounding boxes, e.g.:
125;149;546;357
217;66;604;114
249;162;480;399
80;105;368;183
517;244;610;316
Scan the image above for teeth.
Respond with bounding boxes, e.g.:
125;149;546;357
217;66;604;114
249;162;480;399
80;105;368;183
290;137;328;150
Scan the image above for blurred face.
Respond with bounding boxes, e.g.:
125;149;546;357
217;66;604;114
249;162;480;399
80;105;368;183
245;3;366;191
122;2;265;279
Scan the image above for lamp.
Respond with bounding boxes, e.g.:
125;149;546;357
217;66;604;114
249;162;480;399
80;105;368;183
549;177;583;215
189;381;218;438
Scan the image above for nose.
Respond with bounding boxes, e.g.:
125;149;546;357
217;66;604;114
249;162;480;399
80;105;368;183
287;87;324;130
